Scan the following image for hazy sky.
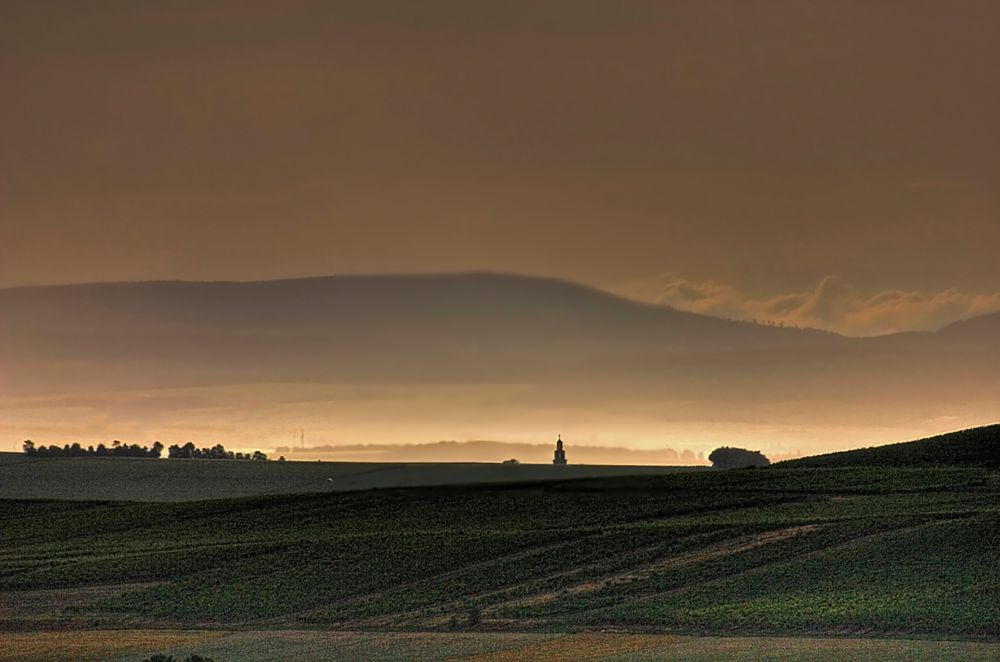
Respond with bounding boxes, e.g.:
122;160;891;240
2;2;998;330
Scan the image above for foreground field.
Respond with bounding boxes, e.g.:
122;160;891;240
2;630;998;662
3;466;998;640
0;452;697;501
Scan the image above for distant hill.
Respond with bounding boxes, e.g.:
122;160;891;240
1;273;998;454
935;312;1000;348
779;425;1000;469
0;273;839;390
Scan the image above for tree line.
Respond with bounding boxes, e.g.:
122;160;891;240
22;440;277;461
22;439;163;458
167;442;270;461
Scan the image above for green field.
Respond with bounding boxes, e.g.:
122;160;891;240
3;429;999;660
3;467;998;637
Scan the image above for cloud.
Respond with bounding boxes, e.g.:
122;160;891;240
611;274;1000;336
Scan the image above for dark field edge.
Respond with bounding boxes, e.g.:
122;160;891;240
1;464;995;512
777;424;1000;468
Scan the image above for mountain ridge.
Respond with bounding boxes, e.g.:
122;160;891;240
4;271;997;338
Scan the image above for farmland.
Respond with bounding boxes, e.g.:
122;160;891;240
2;428;999;659
3;469;998;634
0;452;698;502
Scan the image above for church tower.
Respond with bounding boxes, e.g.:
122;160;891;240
553;434;567;465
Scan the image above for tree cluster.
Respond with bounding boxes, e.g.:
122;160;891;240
708;446;771;469
21;439;272;461
22;439;163;458
167;442;268;461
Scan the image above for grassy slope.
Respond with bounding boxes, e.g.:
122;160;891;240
778;424;1000;469
2;466;998;638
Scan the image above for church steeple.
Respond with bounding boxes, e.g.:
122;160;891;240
553;434;567;465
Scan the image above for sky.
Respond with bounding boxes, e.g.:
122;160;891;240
1;2;999;456
2;1;998;337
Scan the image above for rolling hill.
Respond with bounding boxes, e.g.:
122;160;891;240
3;427;999;659
0;273;839;390
779;424;1000;469
3;465;998;640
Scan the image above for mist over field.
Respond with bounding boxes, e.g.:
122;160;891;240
2;273;998;458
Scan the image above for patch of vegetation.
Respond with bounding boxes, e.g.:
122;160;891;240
708;446;770;469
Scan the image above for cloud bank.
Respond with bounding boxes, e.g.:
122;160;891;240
613;275;1000;337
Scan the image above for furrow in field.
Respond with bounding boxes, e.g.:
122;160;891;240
565;517;968;624
494;524;818;612
279;537;584;626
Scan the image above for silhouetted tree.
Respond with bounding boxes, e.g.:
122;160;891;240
164;442;270;461
708;446;770;469
22;440;34;454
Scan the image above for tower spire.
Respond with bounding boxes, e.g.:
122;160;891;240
553;434;567;465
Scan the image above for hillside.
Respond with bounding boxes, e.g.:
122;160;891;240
780;425;1000;469
3;466;998;640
